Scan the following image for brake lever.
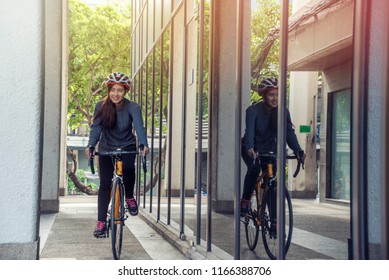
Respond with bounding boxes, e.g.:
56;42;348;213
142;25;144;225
139;148;147;173
293;162;301;178
89;147;95;174
142;155;147;173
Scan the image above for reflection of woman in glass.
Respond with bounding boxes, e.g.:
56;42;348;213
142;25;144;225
86;72;149;238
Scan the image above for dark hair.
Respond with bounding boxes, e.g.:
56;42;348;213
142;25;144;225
94;86;116;129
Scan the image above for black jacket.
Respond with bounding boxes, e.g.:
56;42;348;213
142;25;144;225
242;101;302;154
88;98;149;152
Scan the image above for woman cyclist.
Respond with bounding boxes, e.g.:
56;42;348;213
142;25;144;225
240;77;305;224
86;72;149;238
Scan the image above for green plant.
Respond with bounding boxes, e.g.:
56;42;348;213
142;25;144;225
67;168;97;195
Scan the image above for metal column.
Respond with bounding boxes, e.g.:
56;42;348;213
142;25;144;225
196;0;205;245
179;0;188;239
206;0;215;252
234;0;244;260
277;0;289;260
351;0;370;260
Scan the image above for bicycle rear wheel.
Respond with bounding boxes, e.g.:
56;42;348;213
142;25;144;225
261;186;293;260
110;179;125;260
244;190;259;250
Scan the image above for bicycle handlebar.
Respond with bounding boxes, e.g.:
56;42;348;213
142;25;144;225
88;148;147;175
254;153;304;178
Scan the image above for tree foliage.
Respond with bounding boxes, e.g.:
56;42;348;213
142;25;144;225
67;0;132;129
251;0;282;103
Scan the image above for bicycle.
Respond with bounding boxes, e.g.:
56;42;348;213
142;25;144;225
89;147;147;260
243;152;303;260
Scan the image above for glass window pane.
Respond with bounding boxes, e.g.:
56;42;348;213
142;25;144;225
148;0;154;51
161;29;170;224
143;56;153;210
173;0;181;11
134;25;139;69
195;0;210;245
331;90;351;200
163;0;171;29
143;7;148;58
155;0;162;40
152;39;161;217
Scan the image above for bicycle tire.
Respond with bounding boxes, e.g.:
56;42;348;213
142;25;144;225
110;178;124;260
261;186;293;260
244;190;260;250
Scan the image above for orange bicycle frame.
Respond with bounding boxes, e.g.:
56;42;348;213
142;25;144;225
255;160;274;225
111;158;123;224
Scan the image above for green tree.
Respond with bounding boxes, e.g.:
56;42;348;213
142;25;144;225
251;0;281;103
67;0;131;194
67;0;131;129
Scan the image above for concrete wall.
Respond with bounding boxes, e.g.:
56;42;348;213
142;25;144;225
288;0;355;201
289;72;318;198
165;1;197;196
41;0;63;213
212;0;251;213
0;0;44;259
60;0;69;197
184;7;198;195
288;0;320;199
168;7;184;195
288;0;354;71
367;0;388;259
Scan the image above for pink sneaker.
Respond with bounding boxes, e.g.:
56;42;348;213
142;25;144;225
240;198;250;216
126;197;138;216
93;221;107;238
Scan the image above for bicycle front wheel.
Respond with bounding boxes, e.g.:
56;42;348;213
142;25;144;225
110;178;125;260
261;186;293;260
244;190;259;250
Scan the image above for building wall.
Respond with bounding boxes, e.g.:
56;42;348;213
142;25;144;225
289;0;322;198
289;72;318;198
367;0;388;259
164;2;198;196
381;0;389;259
0;0;44;259
212;0;251;212
288;0;355;203
320;62;352;203
60;0;69;197
288;0;354;71
184;9;198;194
41;0;63;213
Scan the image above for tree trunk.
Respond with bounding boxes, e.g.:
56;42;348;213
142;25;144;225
66;149;98;195
140;137;167;195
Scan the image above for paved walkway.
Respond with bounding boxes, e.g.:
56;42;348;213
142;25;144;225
39;196;187;260
39;196;350;260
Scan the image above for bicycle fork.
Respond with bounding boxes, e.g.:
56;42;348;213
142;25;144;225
255;172;267;226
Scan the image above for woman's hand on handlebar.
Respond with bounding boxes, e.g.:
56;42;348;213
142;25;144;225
247;148;255;158
85;146;95;159
296;150;306;167
142;146;149;156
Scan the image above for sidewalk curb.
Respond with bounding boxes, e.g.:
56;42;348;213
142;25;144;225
137;209;208;260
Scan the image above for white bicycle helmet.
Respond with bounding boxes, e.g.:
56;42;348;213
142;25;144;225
258;77;278;95
104;72;131;89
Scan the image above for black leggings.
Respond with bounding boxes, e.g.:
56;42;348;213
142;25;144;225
241;146;261;200
241;147;278;223
97;153;136;222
